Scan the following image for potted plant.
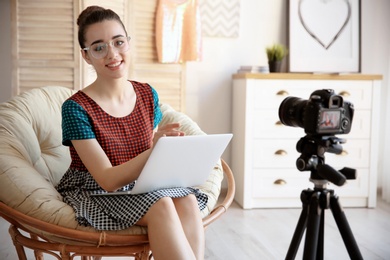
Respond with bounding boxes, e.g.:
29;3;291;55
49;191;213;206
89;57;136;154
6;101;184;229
266;44;288;72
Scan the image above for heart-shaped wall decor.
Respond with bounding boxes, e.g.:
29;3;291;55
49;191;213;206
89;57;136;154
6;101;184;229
298;0;351;50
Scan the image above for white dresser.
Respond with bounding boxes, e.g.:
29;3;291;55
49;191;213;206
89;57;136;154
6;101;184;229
231;73;382;209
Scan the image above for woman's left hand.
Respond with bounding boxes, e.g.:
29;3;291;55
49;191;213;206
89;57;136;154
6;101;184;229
152;123;185;147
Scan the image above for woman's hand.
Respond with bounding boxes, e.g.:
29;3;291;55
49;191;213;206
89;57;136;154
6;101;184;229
152;123;185;147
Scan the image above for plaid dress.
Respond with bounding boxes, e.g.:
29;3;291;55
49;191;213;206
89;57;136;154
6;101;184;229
56;81;207;230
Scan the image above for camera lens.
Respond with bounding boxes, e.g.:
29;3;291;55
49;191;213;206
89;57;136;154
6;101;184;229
278;97;307;128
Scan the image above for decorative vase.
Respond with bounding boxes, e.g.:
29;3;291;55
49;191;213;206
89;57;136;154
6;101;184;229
268;60;282;73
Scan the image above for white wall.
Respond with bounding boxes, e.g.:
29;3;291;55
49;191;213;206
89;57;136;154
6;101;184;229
186;0;287;130
1;0;389;187
360;0;390;188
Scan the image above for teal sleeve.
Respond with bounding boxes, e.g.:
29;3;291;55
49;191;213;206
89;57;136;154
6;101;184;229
151;86;163;128
62;100;95;146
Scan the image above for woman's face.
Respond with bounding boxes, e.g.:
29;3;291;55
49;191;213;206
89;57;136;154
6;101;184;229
82;20;130;80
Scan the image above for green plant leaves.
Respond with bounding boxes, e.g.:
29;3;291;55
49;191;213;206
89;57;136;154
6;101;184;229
266;44;288;61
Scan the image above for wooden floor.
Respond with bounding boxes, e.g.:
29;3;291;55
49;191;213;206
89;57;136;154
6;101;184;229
204;194;390;260
1;194;390;260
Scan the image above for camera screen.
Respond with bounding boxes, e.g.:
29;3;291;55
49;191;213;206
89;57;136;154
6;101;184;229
318;110;340;130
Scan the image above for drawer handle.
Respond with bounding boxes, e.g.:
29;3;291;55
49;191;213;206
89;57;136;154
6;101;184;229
275;150;287;156
338;91;350;97
274;179;287;185
338;150;348;156
275;121;282;126
276;90;289;96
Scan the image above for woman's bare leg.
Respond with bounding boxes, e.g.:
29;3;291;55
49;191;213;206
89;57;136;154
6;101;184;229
173;195;205;260
136;197;196;260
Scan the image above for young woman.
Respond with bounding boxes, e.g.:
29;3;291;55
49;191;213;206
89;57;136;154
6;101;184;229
56;6;207;260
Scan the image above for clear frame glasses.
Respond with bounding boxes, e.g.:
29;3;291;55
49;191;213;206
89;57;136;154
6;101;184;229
83;36;131;59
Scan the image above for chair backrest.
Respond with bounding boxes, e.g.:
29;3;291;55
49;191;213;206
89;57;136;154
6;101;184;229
0;86;74;187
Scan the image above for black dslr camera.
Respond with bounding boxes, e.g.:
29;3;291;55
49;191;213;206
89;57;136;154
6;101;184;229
278;89;354;135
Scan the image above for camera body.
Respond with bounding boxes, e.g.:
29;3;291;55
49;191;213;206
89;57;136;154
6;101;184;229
279;89;354;135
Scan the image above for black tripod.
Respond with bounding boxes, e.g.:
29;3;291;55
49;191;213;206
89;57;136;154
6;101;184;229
285;135;363;260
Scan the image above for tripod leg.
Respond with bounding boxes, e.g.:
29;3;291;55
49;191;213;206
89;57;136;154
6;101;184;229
303;192;322;260
285;203;308;260
316;209;325;260
329;194;364;260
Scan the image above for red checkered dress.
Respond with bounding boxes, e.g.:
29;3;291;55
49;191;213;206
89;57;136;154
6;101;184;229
56;81;207;230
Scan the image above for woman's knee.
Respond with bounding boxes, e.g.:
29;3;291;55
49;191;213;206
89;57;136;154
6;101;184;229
173;195;199;213
137;197;176;225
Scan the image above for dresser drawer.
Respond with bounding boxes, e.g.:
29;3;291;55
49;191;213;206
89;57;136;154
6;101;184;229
252;139;299;168
251;80;372;110
252;109;302;139
327;169;369;197
326;140;370;168
252;168;369;198
252;169;311;198
252;139;370;169
252;109;371;139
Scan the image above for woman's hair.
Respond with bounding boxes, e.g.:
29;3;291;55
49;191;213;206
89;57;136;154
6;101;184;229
77;6;128;48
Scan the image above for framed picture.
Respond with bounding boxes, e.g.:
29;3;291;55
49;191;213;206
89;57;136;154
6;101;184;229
289;0;360;73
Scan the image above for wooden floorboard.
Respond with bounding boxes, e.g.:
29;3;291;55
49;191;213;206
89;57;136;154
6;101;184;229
1;194;390;259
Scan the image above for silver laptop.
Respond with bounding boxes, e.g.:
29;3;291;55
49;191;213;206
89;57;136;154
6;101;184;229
91;133;232;196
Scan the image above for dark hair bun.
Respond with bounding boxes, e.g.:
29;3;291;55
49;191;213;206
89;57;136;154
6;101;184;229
77;5;127;48
77;5;105;26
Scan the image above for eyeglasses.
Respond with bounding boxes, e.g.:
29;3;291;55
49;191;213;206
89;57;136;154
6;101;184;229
83;36;131;59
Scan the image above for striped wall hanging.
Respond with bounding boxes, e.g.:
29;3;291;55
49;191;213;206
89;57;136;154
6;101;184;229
200;0;241;38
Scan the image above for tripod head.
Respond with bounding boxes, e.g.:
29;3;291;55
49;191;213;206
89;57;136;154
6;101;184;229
295;134;356;188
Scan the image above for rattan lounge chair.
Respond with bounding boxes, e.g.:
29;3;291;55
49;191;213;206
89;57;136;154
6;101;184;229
0;86;235;260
